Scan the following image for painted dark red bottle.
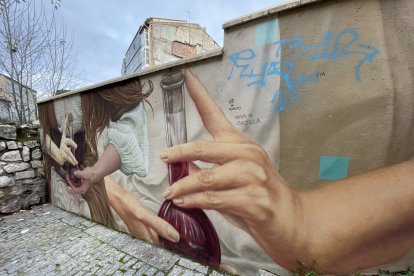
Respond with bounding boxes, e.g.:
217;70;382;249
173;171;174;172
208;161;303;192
158;71;221;267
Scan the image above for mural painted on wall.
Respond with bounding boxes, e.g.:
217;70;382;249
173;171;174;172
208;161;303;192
37;69;236;270
38;0;414;275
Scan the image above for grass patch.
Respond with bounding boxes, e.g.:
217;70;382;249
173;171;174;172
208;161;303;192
119;255;127;263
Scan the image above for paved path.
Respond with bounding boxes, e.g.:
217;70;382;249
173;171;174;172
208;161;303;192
0;204;236;276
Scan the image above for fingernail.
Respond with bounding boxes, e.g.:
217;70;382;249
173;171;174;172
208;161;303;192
173;198;184;205
160;151;168;162
162;189;172;199
167;226;180;243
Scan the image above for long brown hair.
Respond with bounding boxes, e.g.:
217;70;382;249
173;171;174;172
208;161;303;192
81;78;153;155
38;77;153;228
38;101;58;202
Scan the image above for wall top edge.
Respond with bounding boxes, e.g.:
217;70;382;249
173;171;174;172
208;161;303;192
37;48;223;104
222;0;324;29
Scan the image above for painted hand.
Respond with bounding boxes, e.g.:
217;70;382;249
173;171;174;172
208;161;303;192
105;176;180;244
50;113;78;166
160;68;302;269
73;143;121;194
123;202;180;245
52;111;78;166
47;135;77;166
70;167;93;194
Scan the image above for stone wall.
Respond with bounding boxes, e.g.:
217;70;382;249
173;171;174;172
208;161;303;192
0;124;47;214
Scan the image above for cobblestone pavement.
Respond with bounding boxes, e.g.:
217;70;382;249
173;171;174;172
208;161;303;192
0;204;237;276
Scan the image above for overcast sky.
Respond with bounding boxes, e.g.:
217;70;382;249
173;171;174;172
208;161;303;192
53;0;286;86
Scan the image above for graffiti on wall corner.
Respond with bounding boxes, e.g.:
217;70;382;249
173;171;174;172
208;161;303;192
227;28;380;113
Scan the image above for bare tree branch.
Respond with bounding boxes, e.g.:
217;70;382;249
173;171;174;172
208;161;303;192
0;0;82;123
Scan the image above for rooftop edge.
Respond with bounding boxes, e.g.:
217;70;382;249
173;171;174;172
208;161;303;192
222;0;323;29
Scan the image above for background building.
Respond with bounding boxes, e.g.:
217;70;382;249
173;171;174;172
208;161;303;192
0;73;37;124
121;18;220;75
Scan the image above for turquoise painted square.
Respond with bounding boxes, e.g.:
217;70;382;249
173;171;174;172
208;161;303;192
255;19;279;46
319;156;349;180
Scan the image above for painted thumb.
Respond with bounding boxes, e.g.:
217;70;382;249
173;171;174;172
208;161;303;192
73;170;85;179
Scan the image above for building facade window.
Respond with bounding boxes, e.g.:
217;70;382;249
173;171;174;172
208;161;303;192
141;28;149;69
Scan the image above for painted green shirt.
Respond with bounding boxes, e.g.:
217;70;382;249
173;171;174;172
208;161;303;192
102;102;149;177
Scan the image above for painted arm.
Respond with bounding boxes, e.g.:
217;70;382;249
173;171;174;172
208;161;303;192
73;143;121;194
104;175;180;244
297;160;414;273
74;145;181;244
73;145;181;242
160;68;414;273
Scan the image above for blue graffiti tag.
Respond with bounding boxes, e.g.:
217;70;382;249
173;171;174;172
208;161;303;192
227;28;380;112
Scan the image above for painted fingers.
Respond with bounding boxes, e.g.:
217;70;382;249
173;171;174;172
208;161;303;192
161;69;277;221
161;140;270;166
161;140;273;220
59;113;78;165
105;176;180;244
135;210;180;244
184;68;250;144
60;137;78;165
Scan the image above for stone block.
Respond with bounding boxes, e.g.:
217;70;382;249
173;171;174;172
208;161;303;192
0;142;6;151
32;120;40;127
31;149;42;160
15;170;35;180
1;150;22;162
22;146;30;162
11;184;24;196
24;192;41;206
23;140;39;149
6;141;18;150
20;124;39;138
24;176;44;183
0;125;17;140
36;168;45;177
4;162;31;173
0;176;14;188
23;177;46;193
30;160;43;168
17;142;23;148
0;196;23;213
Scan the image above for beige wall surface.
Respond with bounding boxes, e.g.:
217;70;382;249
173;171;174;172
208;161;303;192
277;0;414;188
